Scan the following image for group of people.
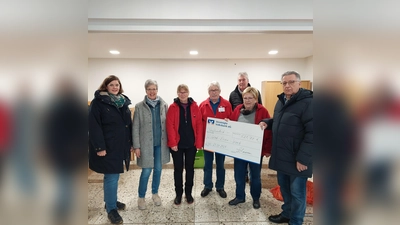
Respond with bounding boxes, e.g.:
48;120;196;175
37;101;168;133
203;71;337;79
88;71;313;225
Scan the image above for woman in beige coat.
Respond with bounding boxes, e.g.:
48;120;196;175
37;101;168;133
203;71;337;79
132;79;170;210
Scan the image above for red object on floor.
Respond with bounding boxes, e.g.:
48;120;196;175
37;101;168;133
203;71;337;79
270;181;314;205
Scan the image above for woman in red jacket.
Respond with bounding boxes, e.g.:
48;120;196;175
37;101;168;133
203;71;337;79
166;84;203;205
228;87;272;209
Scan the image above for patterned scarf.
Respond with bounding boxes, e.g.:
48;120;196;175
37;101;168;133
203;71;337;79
146;96;160;108
109;93;125;108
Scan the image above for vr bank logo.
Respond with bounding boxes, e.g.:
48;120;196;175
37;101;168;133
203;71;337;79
207;119;215;125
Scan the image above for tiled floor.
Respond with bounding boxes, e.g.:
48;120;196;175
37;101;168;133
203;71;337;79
88;157;313;224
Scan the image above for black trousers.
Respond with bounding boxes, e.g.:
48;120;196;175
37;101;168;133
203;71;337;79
170;146;196;197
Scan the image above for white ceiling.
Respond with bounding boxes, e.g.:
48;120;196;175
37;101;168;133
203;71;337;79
88;32;313;59
88;1;313;59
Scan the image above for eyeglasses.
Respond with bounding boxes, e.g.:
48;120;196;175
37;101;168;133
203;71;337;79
146;88;157;91
281;80;299;86
209;89;220;92
243;97;254;101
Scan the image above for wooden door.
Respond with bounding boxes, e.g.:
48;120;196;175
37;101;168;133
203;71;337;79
261;80;311;117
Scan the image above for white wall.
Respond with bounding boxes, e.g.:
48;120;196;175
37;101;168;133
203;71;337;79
88;58;311;106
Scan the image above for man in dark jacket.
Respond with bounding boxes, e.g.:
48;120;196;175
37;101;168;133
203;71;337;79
229;72;262;111
260;71;313;225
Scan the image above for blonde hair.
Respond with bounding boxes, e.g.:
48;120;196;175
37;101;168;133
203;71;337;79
242;87;259;102
177;84;189;93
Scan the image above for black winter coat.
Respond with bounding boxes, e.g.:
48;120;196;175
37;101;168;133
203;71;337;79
266;88;313;178
89;91;132;174
229;83;262;111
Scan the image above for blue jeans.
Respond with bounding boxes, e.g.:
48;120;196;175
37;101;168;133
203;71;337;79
138;145;162;198
249;156;264;182
104;173;120;213
233;158;261;201
203;150;225;190
277;171;308;225
55;169;73;219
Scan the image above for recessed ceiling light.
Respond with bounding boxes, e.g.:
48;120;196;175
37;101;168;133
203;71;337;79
190;50;198;55
268;50;278;55
110;50;120;55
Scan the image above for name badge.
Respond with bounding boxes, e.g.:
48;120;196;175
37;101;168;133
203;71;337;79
218;106;225;112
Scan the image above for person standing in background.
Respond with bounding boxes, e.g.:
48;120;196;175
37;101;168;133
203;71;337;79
260;71;313;225
228;87;272;209
229;72;262;111
89;75;133;224
166;84;203;205
199;81;232;199
132;79;170;210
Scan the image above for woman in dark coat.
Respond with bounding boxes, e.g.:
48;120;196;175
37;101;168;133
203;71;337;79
89;75;133;224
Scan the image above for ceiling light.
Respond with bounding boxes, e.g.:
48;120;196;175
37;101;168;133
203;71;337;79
109;50;120;55
189;50;198;55
268;50;278;55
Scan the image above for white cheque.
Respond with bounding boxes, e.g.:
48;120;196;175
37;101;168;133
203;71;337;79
204;117;263;164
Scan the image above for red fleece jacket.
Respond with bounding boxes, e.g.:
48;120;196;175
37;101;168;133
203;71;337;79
199;96;232;146
166;99;203;149
230;103;272;156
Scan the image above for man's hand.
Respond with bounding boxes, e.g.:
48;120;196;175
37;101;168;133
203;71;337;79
259;121;267;130
171;146;178;151
296;162;308;172
97;150;106;156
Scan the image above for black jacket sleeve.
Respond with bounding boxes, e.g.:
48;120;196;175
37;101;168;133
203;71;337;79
296;99;313;166
89;100;106;152
261;118;273;130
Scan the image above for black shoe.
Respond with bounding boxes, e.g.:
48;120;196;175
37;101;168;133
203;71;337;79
107;209;123;224
186;195;194;204
228;198;245;206
174;196;182;205
116;201;126;210
216;189;227;198
201;188;212;197
268;214;290;223
104;201;126;211
253;200;260;209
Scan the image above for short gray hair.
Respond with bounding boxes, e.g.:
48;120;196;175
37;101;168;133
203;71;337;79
281;71;301;81
208;81;220;91
144;79;158;90
238;72;249;81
